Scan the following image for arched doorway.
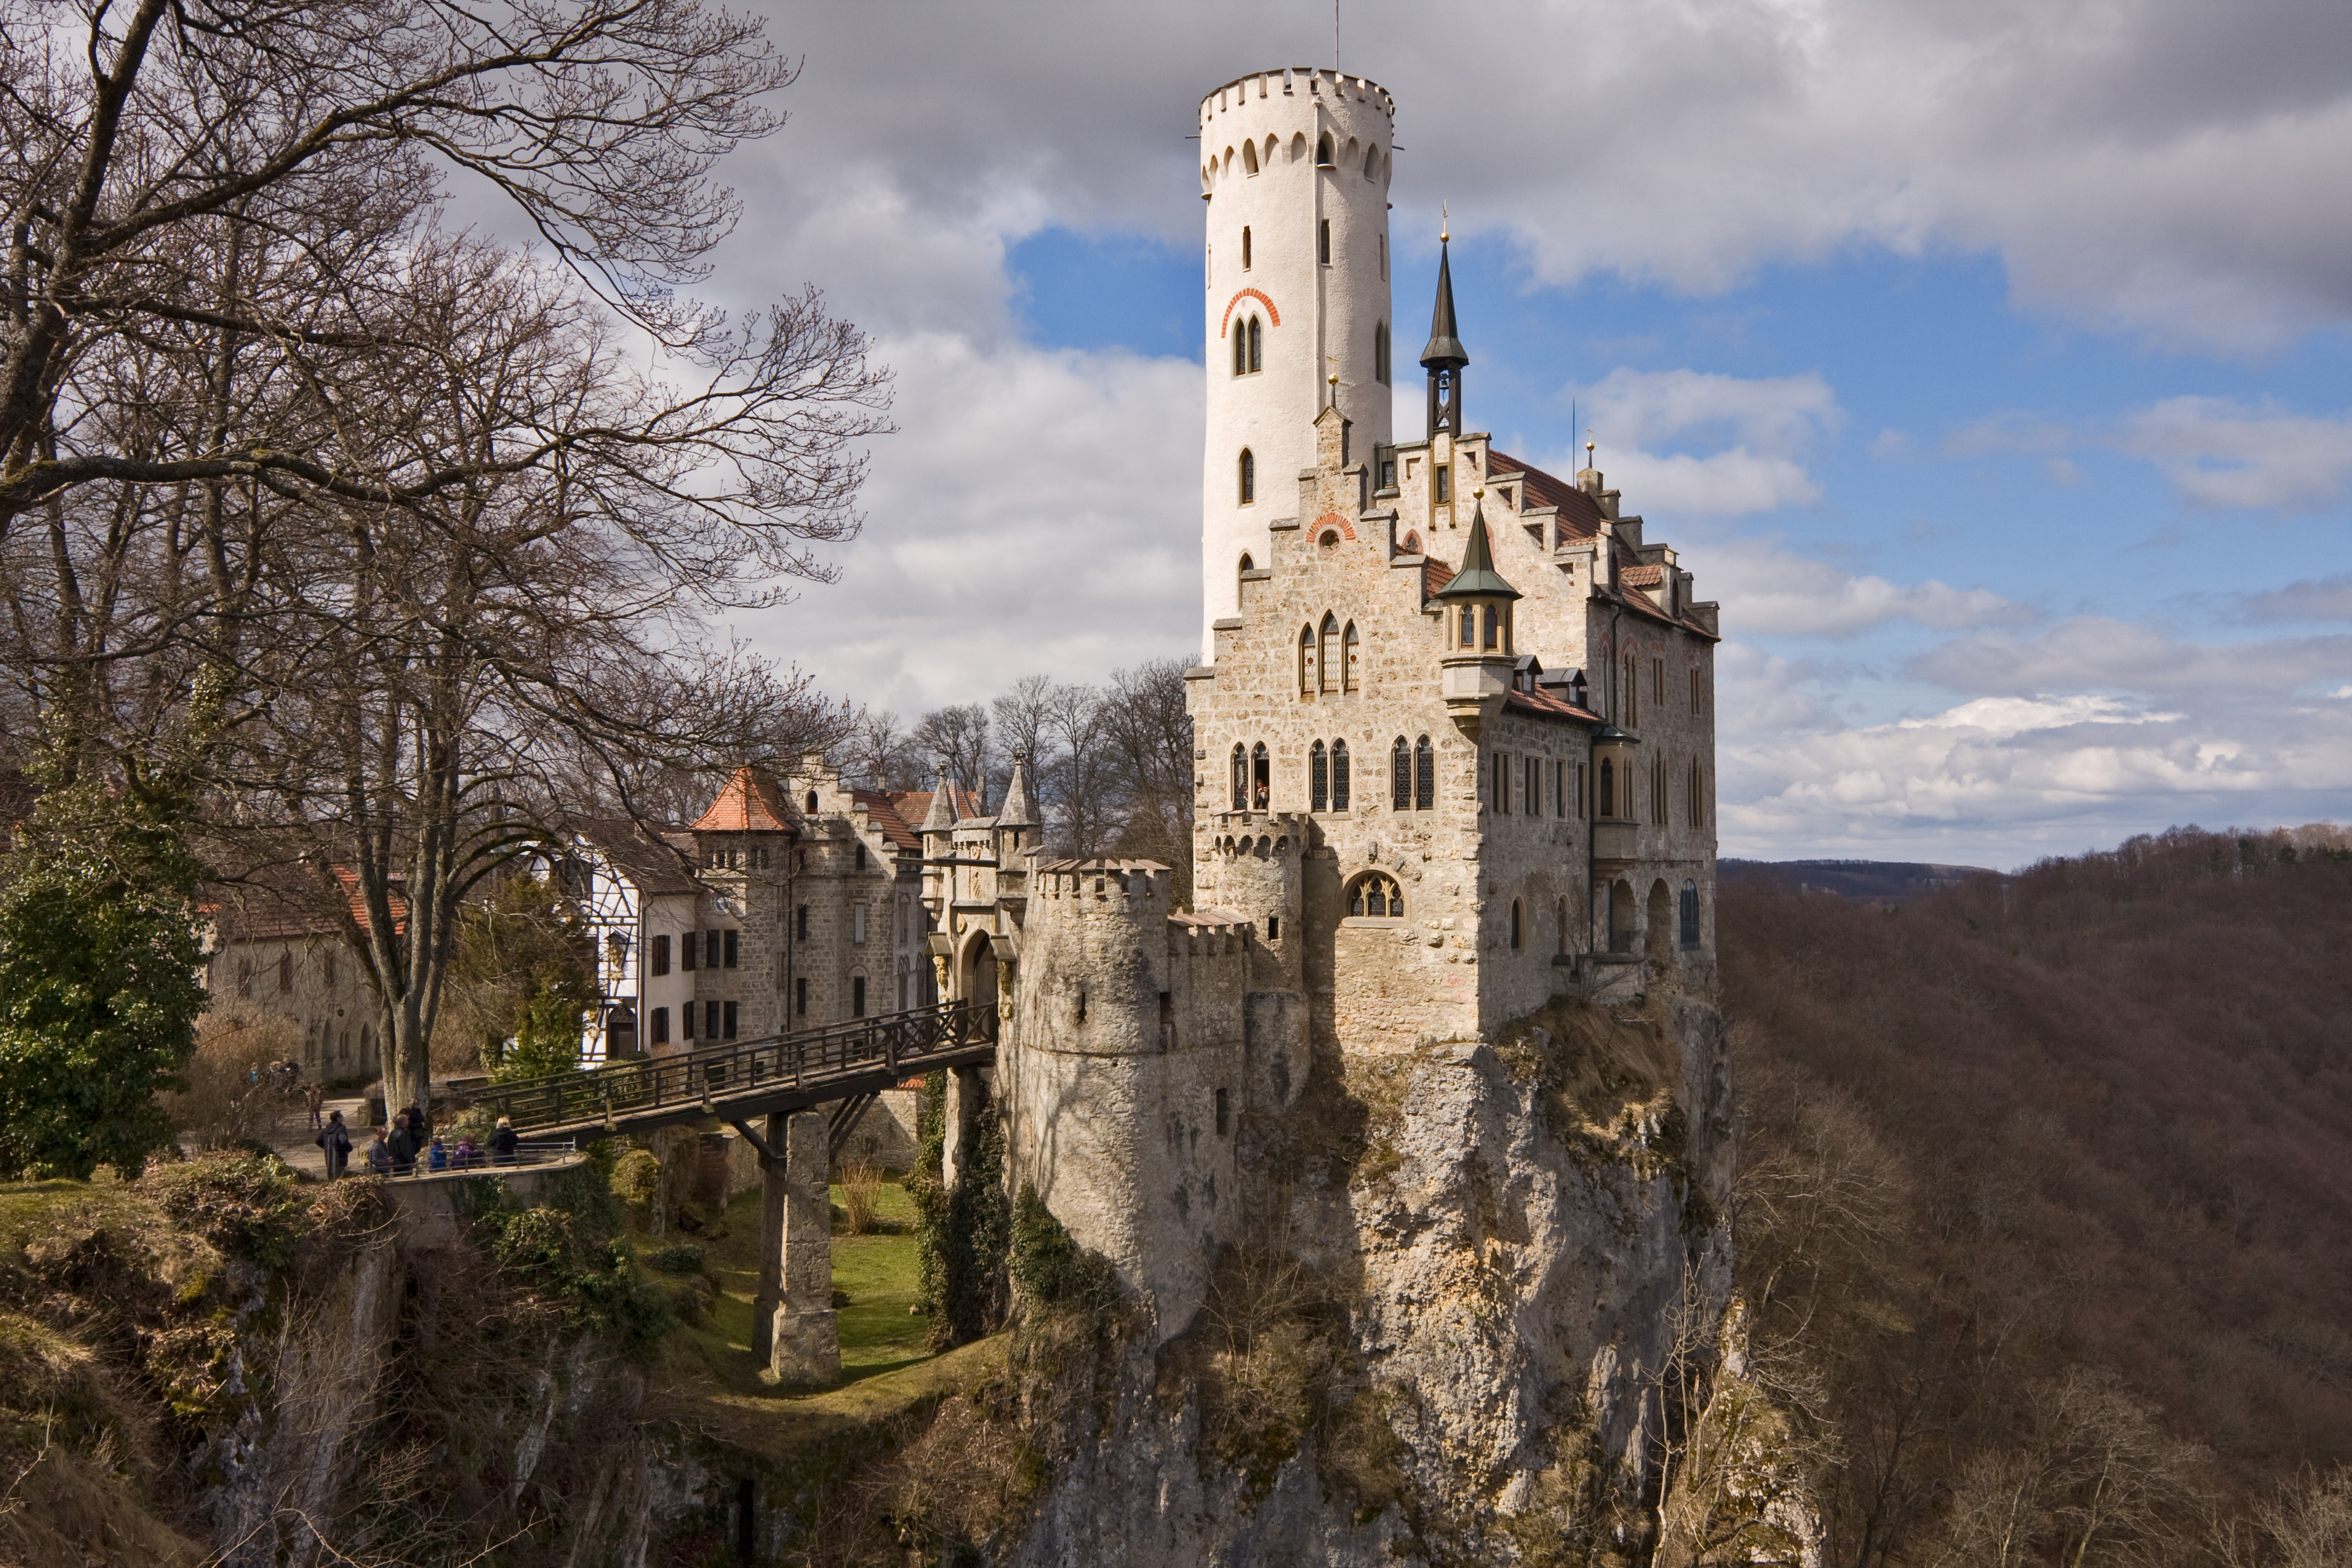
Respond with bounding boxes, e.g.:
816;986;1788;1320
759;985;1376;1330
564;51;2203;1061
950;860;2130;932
955;927;998;1016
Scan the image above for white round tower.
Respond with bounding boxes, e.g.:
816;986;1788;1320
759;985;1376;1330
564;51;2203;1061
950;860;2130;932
1198;68;1395;658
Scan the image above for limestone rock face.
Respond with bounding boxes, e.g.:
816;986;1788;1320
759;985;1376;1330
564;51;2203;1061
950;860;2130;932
1008;990;1736;1565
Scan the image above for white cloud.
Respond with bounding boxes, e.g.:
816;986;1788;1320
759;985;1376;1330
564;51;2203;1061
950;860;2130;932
2121;397;2352;511
2238;573;2352;625
1945;397;2352;512
1719;684;2352;861
1907;618;2352;696
1705;538;2028;639
1554;368;1839;516
736;332;1201;716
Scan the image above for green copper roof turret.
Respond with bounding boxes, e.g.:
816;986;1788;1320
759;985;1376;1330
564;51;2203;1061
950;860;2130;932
1432;505;1520;601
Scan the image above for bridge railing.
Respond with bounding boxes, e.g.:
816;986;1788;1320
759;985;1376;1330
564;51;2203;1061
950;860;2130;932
459;1000;997;1133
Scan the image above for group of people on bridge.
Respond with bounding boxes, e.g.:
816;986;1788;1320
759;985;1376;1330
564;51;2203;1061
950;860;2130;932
312;1101;522;1179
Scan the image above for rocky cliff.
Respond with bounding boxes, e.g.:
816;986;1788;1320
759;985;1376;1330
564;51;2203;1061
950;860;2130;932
988;986;1745;1566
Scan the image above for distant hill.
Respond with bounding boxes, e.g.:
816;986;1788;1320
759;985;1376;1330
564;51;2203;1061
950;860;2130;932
1719;856;2001;901
1721;825;2352;1566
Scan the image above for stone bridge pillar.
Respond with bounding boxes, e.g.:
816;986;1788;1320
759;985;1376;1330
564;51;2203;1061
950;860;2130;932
753;1108;838;1388
939;1065;986;1189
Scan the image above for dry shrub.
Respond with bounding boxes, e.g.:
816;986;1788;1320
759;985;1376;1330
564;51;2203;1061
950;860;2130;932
0;1310;203;1566
165;1001;301;1152
838;1155;883;1236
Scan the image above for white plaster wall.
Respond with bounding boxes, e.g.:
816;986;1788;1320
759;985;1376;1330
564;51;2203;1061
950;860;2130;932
1200;68;1395;655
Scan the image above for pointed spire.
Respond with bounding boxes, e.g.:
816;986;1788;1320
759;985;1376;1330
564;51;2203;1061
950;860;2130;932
1431;500;1521;601
1420;234;1469;371
998;748;1036;828
921;757;956;832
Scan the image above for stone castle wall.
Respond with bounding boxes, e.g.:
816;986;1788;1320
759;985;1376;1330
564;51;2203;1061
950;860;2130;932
1001;863;1255;1339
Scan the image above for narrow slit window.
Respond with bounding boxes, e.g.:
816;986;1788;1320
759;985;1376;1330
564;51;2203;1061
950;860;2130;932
1332;739;1351;809
1243;225;1252;266
1239;447;1255;503
1414;735;1434;811
1232;743;1248;811
1319;218;1331;263
1391;736;1411;810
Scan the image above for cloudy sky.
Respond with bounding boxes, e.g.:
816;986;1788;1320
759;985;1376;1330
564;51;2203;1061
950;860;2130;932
685;0;2351;868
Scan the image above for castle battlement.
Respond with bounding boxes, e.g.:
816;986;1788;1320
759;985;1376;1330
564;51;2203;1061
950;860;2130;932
1200;67;1395;121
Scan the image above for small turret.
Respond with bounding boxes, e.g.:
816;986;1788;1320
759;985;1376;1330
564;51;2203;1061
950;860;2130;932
998;748;1036;830
1434;500;1519;736
921;759;956;834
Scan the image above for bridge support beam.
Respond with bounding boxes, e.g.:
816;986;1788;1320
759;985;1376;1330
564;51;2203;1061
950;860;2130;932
940;1065;985;1189
754;1109;838;1388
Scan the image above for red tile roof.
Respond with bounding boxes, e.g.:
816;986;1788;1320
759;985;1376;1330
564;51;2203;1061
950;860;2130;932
854;789;921;853
692;766;798;833
1423;555;1455;599
1621;563;1665;587
1503;687;1604;725
1486;449;1607;541
203;864;407;944
568;817;703;895
890;785;982;828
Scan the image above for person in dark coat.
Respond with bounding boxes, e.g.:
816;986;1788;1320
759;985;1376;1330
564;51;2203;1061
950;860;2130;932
365;1126;393;1177
489;1116;520;1166
387;1112;419;1175
404;1101;430;1143
315;1109;353;1179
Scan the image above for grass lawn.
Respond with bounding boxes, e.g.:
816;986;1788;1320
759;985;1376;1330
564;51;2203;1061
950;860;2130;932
642;1175;931;1399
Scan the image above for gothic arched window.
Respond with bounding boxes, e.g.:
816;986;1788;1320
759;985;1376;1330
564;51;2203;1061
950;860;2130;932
1233;324;1247;376
1459;604;1475;649
1310;741;1329;812
1316;133;1334;166
1391;736;1411;810
1298;623;1316;694
1414;734;1434;811
1482;604;1500;652
1231;743;1247;811
1319;612;1340;693
1243;142;1259;175
1342;622;1360;690
1332;739;1351;809
1680;881;1701;949
1251;742;1270;809
1347;872;1403;920
1599;757;1615;817
1239;448;1255;503
1247;315;1263;372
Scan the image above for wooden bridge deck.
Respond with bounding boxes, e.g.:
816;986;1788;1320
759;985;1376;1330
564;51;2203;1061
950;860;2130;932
456;1001;998;1141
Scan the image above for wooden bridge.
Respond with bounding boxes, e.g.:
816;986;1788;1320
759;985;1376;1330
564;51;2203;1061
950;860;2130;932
454;999;999;1145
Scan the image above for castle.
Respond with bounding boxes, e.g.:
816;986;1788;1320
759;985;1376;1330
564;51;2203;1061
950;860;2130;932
200;67;1721;1359
955;67;1722;1337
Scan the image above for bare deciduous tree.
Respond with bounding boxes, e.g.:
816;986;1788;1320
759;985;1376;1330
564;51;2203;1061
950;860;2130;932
1;2;890;1109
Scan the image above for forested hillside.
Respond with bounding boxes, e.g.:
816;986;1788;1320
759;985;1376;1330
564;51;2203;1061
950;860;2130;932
1722;828;2352;1566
